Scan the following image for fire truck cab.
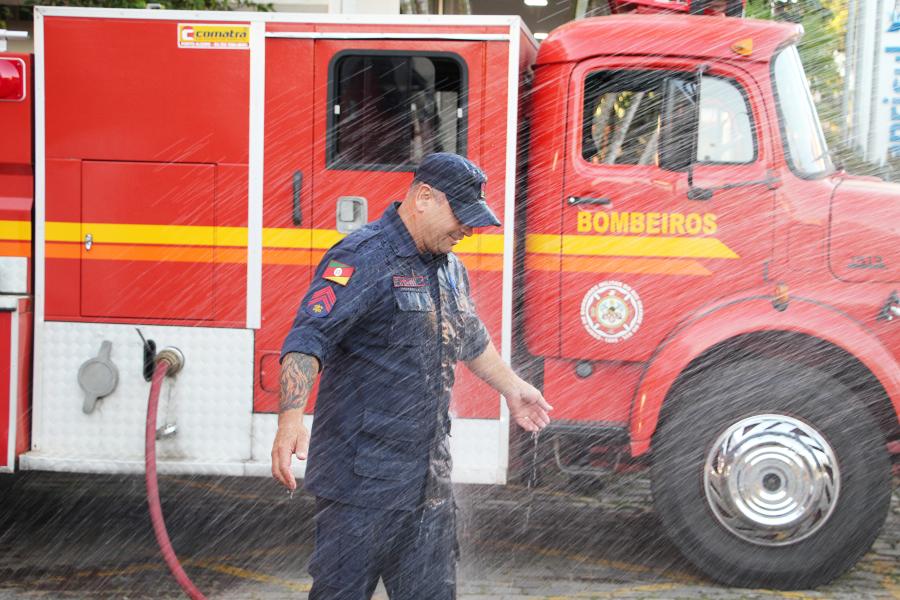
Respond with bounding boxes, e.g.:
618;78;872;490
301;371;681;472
0;2;898;590
523;11;900;588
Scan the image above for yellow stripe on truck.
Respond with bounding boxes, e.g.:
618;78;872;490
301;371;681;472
11;222;738;265
45;221;83;242
40;222;506;254
80;223;216;246
0;220;32;241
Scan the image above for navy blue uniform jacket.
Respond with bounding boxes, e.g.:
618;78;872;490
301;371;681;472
281;203;490;511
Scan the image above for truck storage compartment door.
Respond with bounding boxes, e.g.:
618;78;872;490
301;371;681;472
0;298;30;473
252;33;504;419
42;15;251;326
80;161;216;320
310;38;495;419
318;39;488;416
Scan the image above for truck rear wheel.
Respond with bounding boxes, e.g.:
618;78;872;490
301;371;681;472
651;359;892;589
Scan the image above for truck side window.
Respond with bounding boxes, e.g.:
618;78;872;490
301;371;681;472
582;71;664;165
329;53;466;170
696;76;755;164
662;75;756;170
583;70;755;170
772;45;833;177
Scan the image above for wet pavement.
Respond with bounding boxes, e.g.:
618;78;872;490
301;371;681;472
0;471;896;599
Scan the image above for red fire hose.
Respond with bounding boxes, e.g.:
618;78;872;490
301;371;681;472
145;353;207;600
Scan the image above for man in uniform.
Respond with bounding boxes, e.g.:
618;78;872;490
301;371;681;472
271;152;552;599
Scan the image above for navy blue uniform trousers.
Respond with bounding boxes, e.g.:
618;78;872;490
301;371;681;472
308;497;458;600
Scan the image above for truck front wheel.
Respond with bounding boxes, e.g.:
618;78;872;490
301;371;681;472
651;359;892;589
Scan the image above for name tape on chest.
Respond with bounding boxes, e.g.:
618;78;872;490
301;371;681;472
393;275;426;288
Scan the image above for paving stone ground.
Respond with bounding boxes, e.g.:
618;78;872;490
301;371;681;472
0;471;896;599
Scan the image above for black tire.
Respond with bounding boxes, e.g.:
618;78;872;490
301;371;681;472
651;359;892;589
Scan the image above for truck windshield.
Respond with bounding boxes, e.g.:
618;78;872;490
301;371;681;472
773;45;833;178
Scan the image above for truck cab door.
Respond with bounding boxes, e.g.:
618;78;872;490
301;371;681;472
559;59;774;363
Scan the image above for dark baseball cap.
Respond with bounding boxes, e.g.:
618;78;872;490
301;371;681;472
414;153;501;227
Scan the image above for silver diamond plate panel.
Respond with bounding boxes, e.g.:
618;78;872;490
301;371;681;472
0;258;27;294
36;322;254;463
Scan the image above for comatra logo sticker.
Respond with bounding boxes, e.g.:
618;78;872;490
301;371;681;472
580;281;643;343
178;24;250;49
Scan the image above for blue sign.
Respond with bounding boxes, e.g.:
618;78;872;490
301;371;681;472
890;0;900;32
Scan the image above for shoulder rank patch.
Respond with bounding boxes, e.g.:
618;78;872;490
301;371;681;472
393;275;426;288
306;285;337;318
323;260;355;286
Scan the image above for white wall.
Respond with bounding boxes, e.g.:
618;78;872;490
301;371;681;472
845;0;900;165
268;0;399;12
328;0;400;12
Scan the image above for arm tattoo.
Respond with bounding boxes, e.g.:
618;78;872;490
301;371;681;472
279;353;319;413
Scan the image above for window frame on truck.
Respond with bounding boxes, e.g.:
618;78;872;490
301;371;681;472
770;44;835;180
579;68;758;170
326;49;469;172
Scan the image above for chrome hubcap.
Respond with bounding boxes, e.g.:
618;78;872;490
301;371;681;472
704;413;840;546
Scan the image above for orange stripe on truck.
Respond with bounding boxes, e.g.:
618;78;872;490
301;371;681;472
526;254;711;276
0;241;32;258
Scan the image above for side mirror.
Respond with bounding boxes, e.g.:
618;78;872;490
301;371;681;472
687;186;714;201
686;163;716;200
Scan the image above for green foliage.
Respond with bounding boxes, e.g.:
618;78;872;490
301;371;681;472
743;1;844;125
0;3;32;27
793;2;844;135
742;1;870;173
744;0;770;19
1;0;272;28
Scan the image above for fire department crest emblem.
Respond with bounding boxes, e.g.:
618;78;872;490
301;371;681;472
580;281;643;343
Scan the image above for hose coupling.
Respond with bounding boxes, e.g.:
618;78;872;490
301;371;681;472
156;347;185;377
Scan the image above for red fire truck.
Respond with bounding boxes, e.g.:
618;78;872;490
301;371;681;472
0;0;897;590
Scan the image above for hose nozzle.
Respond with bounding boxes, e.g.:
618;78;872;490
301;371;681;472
156;347;185;377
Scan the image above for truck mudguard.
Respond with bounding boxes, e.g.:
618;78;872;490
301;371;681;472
630;293;900;455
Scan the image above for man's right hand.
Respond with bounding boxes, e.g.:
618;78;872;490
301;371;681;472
272;352;319;491
271;409;310;491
